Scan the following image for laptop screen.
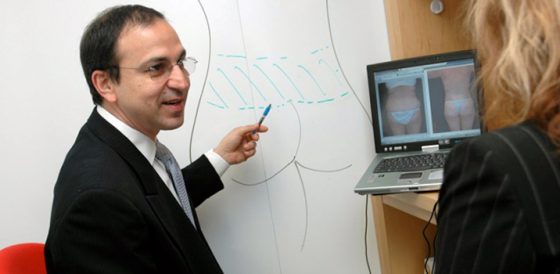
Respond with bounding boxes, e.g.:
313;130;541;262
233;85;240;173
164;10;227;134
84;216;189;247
367;50;482;153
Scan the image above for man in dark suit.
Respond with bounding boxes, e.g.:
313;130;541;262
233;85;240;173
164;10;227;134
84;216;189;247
45;5;267;273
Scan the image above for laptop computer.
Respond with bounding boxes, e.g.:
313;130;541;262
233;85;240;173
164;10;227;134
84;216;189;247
354;50;482;195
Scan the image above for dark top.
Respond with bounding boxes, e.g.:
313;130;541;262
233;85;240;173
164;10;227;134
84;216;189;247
435;121;560;273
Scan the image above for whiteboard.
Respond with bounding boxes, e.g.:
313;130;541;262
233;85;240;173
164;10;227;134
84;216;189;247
0;0;390;273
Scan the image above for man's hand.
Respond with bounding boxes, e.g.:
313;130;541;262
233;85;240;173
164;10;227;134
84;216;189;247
214;124;269;165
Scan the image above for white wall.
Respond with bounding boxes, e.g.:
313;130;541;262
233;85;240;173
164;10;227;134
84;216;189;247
0;0;390;273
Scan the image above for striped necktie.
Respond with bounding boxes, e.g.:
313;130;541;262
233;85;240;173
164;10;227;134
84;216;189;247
155;142;196;227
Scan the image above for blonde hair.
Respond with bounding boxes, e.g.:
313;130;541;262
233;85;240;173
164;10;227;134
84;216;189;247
466;0;560;140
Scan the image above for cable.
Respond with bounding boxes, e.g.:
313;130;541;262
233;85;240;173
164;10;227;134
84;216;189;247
422;200;439;274
431;204;439;273
365;195;372;274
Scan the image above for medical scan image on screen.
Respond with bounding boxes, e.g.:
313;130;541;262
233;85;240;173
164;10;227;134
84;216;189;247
374;59;481;146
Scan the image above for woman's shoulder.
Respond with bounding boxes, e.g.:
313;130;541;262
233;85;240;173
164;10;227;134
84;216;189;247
463;121;549;150
447;121;553;170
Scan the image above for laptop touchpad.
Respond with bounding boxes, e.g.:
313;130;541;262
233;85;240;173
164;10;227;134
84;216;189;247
399;172;422;180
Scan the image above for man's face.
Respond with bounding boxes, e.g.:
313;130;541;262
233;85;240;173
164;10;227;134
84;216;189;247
106;19;190;139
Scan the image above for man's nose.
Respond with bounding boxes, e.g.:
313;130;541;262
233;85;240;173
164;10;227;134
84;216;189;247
167;65;189;91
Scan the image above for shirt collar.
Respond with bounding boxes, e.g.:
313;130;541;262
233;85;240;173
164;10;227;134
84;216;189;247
96;106;157;164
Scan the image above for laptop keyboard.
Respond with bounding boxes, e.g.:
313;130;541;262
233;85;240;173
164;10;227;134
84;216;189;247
374;153;448;173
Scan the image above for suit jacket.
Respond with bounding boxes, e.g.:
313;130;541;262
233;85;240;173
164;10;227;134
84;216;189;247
45;110;224;274
435;121;560;273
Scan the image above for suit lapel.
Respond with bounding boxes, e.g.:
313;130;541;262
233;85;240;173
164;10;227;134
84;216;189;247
84;110;202;266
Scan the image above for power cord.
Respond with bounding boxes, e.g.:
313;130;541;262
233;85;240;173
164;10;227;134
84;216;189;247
365;195;372;274
422;200;439;274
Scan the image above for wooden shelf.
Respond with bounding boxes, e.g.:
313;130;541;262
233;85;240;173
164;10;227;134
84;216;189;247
372;193;438;274
373;0;470;272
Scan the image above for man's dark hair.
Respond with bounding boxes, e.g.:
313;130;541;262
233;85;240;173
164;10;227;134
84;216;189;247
80;5;165;105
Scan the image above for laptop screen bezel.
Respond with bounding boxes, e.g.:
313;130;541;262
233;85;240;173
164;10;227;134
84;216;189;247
366;50;483;154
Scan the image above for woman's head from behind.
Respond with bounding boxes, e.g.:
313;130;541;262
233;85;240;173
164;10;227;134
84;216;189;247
467;0;560;138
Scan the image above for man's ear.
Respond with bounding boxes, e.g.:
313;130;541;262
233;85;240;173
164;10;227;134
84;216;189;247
91;70;117;103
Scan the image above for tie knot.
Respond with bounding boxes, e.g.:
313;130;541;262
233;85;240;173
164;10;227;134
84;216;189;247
155;141;173;162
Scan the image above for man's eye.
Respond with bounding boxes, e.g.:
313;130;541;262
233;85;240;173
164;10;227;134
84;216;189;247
146;64;163;72
176;59;186;69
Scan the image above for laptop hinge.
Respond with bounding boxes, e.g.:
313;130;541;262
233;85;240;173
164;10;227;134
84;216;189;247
422;144;439;153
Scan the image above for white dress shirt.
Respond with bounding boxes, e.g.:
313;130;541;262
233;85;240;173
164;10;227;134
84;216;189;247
96;106;229;202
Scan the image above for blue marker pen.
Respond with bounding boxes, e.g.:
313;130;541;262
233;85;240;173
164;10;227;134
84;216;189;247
253;104;271;134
